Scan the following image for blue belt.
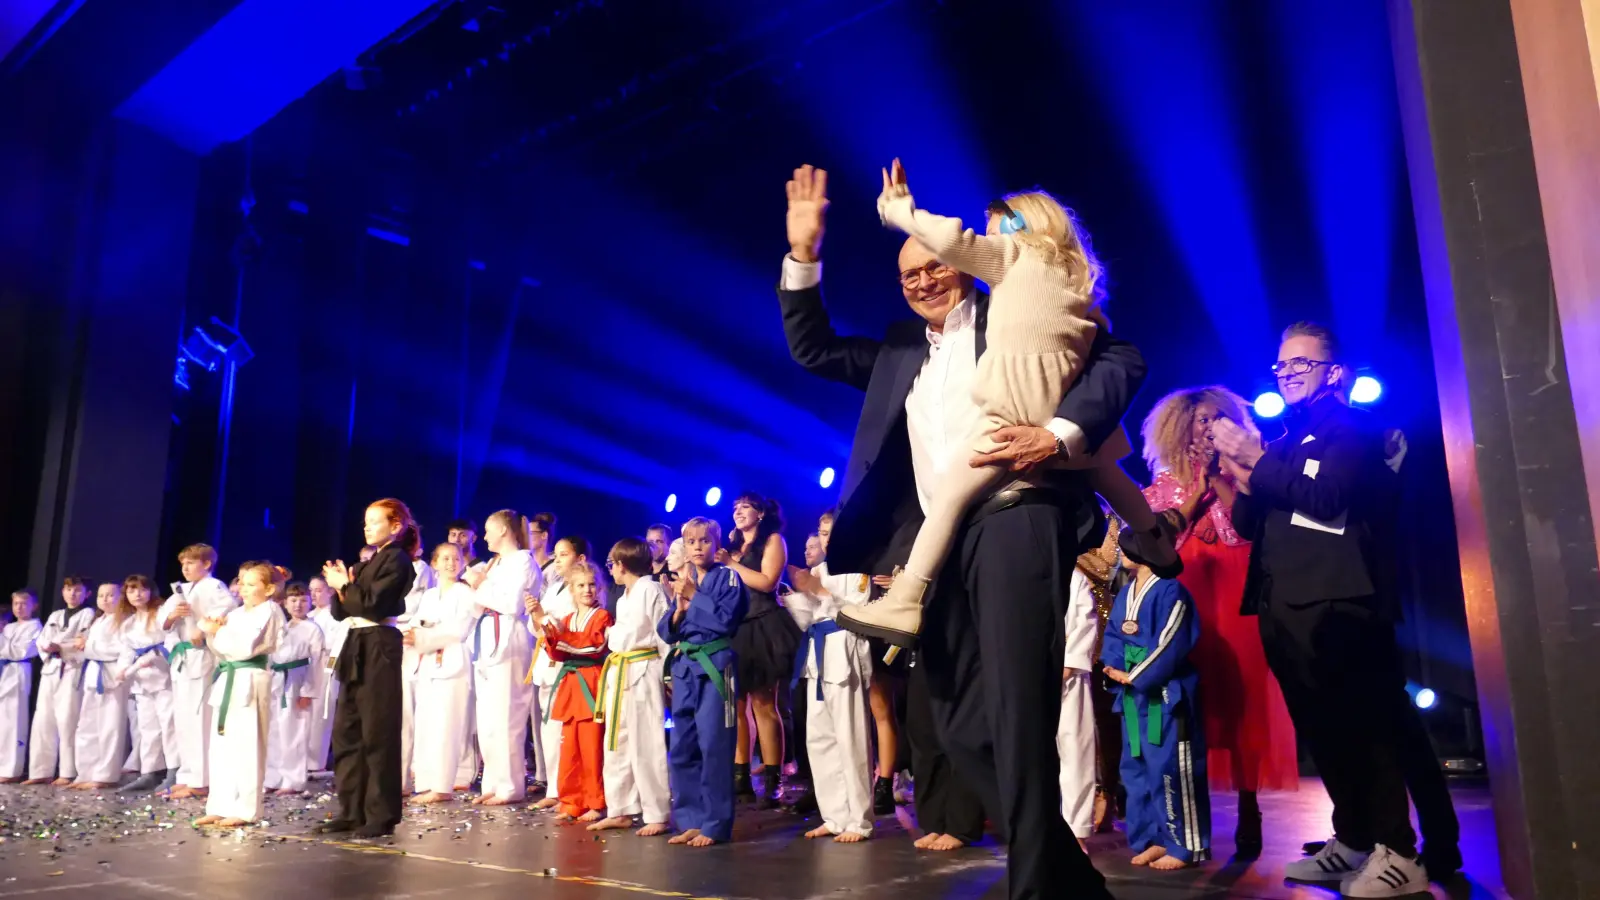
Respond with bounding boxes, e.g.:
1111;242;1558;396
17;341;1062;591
790;619;842;701
134;643;169;661
471;611;501;661
81;659;110;694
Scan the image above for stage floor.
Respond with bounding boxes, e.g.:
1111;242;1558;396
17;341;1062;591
0;777;1506;899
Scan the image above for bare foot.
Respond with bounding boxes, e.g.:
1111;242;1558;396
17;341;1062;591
190;788;209;797
1093;792;1108;830
1149;854;1189;870
587;816;633;831
193;815;222;826
635;822;670;837
668;828;702;845
1131;845;1168;866
274;788;299;796
481;795;518;806
470;793;490;805
453;784;471;792
576;810;603;823
21;778;51;785
1078;838;1089;854
415;792;454;805
926;834;965;851
834;832;867;843
687;834;717;847
217;818;251;827
805;825;834;839
913;832;940;850
50;778;72;787
530;797;560;810
0;776;23;784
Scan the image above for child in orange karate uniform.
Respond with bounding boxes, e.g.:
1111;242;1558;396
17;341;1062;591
539;562;611;821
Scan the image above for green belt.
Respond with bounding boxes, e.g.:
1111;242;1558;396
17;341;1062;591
598;648;660;751
544;658;602;722
667;638;732;701
170;641;197;674
1122;645;1162;758
271;657;311;708
211;655;268;735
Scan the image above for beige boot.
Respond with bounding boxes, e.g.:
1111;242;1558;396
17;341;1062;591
837;573;928;648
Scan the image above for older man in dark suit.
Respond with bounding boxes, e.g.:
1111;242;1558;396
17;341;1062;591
778;165;1139;900
1216;322;1427;899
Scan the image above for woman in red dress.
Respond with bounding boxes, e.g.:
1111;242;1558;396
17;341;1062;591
1140;386;1298;856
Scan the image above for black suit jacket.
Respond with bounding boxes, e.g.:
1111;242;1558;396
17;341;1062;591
1232;397;1400;620
778;279;1147;576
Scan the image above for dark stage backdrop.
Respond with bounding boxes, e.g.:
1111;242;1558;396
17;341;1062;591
150;0;1473;724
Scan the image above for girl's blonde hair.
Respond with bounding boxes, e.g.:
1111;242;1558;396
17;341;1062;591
238;561;290;601
1140;385;1256;490
994;190;1106;307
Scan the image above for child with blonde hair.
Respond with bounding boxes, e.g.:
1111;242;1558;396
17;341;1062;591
70;583;135;789
194;562;285;827
839;160;1180;650
0;590;43;782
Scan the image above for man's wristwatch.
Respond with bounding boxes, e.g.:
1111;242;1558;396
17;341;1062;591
1052;434;1069;458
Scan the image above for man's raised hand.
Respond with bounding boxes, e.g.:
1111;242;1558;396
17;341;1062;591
786;165;829;263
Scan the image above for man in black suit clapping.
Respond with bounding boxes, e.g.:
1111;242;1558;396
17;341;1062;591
1215;322;1427;899
777;165;1139;900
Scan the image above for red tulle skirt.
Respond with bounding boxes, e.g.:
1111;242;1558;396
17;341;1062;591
1178;530;1299;793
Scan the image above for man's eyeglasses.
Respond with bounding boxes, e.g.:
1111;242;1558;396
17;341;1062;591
899;261;953;287
1271;357;1334;377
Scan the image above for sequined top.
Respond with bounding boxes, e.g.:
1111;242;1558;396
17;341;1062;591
1143;469;1247;549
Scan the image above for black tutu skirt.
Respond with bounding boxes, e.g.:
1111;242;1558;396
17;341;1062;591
731;608;803;694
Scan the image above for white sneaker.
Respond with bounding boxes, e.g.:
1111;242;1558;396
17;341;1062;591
1340;844;1428;898
1284;838;1370;882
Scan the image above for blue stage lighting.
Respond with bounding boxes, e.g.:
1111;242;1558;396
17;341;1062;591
1253;392;1286;418
819;467;836;489
705;487;722;507
664;494;677;513
1351;375;1383;404
1414;687;1437;710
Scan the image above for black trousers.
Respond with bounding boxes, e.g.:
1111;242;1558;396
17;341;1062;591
920;501;1112;900
1258;597;1416;856
332;626;404;829
904;651;985;843
1398;695;1459;854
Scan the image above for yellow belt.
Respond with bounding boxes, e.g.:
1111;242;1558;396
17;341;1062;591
596;648;661;751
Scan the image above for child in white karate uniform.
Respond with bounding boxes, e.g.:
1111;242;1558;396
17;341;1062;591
118;575;180;793
25;578;97;785
265;583;325;794
1058;568;1102;848
0;590;43;782
308;575;346;775
446;521;485;791
588;538;674;836
397;557;437;794
786;540;875;842
464;509;539;805
194;562;284;827
160;543;240;799
406;543;476;804
71;583;134;789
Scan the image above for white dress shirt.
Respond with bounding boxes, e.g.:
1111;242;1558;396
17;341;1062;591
782;257;1088;514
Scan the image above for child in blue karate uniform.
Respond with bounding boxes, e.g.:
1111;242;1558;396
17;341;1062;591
658;516;749;847
1100;550;1210;870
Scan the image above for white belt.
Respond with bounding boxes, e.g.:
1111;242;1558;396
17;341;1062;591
345;617;397;629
